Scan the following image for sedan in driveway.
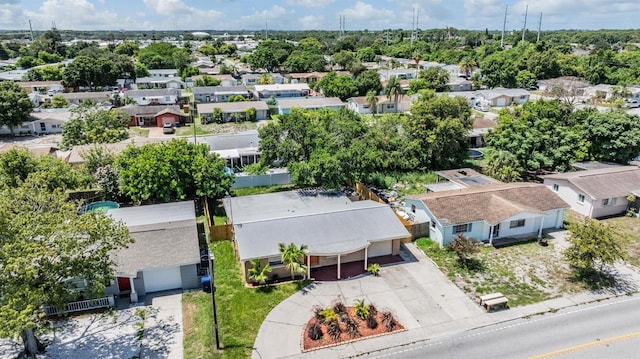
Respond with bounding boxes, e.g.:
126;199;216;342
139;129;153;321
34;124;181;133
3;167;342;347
163;124;175;134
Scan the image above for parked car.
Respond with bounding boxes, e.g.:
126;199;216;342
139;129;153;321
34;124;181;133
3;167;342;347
625;99;640;108
162;123;175;134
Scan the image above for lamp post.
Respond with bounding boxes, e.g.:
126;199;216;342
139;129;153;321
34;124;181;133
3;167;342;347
209;251;221;351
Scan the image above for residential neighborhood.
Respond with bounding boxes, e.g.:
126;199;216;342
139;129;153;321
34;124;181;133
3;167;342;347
2;10;640;359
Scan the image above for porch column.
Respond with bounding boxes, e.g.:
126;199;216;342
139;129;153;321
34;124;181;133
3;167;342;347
129;277;138;303
489;226;494;245
538;217;544;238
337;254;341;280
364;247;368;270
306;254;311;279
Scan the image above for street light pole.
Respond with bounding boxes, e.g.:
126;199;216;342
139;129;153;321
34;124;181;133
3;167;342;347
210;252;221;351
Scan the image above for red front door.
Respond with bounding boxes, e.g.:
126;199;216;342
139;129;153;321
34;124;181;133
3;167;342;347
117;277;131;293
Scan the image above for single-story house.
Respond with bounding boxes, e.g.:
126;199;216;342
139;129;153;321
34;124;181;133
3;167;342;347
105;201;201;302
405;183;568;247
120;105;186;127
197;101;269;122
194;130;260;169
134;76;184;89
253;83;311;100
148;69;179;78
192;85;249;103
347;95;413;114
379;68;418;82
277;97;345;114
469;117;497;148
475;88;530;107
223;190;411;282
16;81;63;94
537;76;589;93
241;73;262;86
448;77;473;92
288;72;330;84
0;110;72;135
542;166;640;218
61;91;113;106
123;88;181;106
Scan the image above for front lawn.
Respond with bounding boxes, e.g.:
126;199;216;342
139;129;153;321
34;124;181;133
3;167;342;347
183;240;307;359
415;237;582;307
601;215;640;268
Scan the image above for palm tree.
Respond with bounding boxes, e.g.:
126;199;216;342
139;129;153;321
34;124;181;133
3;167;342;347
248;258;271;285
278;242;308;279
366;90;379;114
458;57;477;78
384;76;404;113
412;50;422;68
258;73;274;85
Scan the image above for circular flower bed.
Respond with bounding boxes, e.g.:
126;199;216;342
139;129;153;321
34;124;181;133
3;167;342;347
302;299;404;351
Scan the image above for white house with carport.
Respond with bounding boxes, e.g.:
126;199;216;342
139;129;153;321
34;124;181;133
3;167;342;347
405;183;568;247
223;190;411;282
197;101;269;122
277;97;345;114
105;201;201;303
253;83;310;100
194;130;260;169
542;166;640;218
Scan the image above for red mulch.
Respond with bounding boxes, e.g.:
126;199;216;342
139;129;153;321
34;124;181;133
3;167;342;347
302;307;405;351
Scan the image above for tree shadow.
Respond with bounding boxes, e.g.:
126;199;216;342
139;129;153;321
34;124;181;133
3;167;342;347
457;258;485;272
569;266;638;294
139;307;181;359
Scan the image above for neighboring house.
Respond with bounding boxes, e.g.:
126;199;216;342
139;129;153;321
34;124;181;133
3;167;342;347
476;88;530;107
241;73;261;86
448;77;473;92
469;117;497;148
192;85;249;103
277;97;345;114
537;76;589;93
120;105;186;127
253;83;311;100
16;81;63;94
0;143;59;157
197;101;269;122
379;68;418;82
288;72;330;84
584;84;616;100
61;91;113;106
123;88;181;106
0;110;71;135
223;190;411;282
347;95;413;114
134;76;184;89
542;166;640;218
405;183;568;247
104;201;201;303
195;130;260;169
441;64;462;78
148;68;179;78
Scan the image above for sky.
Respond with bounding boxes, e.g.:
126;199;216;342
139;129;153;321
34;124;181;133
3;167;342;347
0;0;638;32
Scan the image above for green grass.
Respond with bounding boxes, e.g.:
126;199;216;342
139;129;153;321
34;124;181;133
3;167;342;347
177;123;210;136
232;184;296;197
415;237;579;307
367;171;438;196
183;241;307;359
601;215;640;268
129;127;149;137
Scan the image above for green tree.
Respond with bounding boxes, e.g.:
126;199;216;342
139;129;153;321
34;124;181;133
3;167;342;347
355;69;383;96
257;73;274;85
278;242;308;279
564;219;626;282
516;70;537;88
194;75;221;87
116;140;233;203
0;148;38;188
366;91;379;114
316;72;358;100
248;259;272;285
332;50;356;70
114;41;139;56
417;67;450;92
384;76;404;113
50;94;68;108
583;111;640;164
356;47;377;62
0;179;133;357
61;106;130;149
0;81;33;134
459;57;477;77
484;150;524;182
449;233;481;266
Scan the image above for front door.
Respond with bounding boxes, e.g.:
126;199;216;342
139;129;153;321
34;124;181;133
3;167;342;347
492;224;500;238
117;277;131;294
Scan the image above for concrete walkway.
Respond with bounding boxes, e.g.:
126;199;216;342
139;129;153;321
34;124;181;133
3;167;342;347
140;291;184;359
252;241;640;359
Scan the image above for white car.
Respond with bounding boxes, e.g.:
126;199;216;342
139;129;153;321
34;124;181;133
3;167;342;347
625;99;640;108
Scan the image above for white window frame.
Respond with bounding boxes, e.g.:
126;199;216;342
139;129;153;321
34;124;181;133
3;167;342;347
453;223;471;234
578;194;585;203
553;184;559;192
509;219;526;228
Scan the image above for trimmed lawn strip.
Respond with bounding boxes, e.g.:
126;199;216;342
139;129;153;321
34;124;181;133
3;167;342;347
415;237;582;307
183;240;306;359
129;127;149;137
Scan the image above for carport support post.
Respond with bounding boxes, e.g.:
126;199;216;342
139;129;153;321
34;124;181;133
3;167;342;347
538;217;544;238
210;253;221;351
129;277;138;303
337;255;341;280
364;247;368;270
306;254;311;279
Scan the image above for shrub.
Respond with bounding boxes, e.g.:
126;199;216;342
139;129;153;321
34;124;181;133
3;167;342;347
313;305;325;323
319;307;338;322
344;317;361;338
308;322;323;341
382;311;397;331
332;300;347;315
354;299;370;321
326;319;342;341
367;263;381;276
366;313;378;329
449;233;481;265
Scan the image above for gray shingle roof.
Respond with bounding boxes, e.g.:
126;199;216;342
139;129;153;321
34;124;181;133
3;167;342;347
542;166;640;199
277;97;344;109
119;105;182;116
124;88;181;98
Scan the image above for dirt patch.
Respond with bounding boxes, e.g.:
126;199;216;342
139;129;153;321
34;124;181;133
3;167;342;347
302;307;404;351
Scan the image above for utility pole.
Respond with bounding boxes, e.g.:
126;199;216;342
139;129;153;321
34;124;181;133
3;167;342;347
28;19;34;42
537;12;543;42
522;4;528;42
500;5;508;48
410;8;415;48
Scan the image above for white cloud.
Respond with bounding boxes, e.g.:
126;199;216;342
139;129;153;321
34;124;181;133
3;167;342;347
286;0;335;8
341;1;394;22
23;0;121;30
143;0;193;16
236;5;291;29
298;15;326;30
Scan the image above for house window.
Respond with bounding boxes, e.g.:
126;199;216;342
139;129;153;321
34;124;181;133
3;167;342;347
578;194;585;203
520;95;527;99
386;104;394;109
453;223;471;234
553;184;559;192
165;96;171;102
411;204;416;213
267;256;283;268
509;219;526;228
39;123;46;131
602;198;617;206
430;220;436;229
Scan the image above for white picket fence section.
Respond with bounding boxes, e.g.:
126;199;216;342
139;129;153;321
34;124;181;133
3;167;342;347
43;295;114;316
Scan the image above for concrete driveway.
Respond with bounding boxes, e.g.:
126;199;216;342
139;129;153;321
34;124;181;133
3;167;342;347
252;243;488;359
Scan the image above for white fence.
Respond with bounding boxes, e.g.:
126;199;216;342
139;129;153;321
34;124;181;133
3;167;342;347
43;295;115;316
232;171;292;188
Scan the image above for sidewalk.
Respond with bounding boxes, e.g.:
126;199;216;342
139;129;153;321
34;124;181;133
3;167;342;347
252;242;640;359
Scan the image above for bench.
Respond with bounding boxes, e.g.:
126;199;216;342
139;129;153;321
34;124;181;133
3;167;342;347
483;296;509;312
479;292;504;306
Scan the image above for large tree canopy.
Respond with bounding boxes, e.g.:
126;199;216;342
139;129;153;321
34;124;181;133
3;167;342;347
61;106;130;150
0;81;33;134
583;111;640;163
0;177;132;358
116;140;233;203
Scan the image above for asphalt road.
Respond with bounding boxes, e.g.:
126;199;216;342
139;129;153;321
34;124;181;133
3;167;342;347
364;295;640;359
